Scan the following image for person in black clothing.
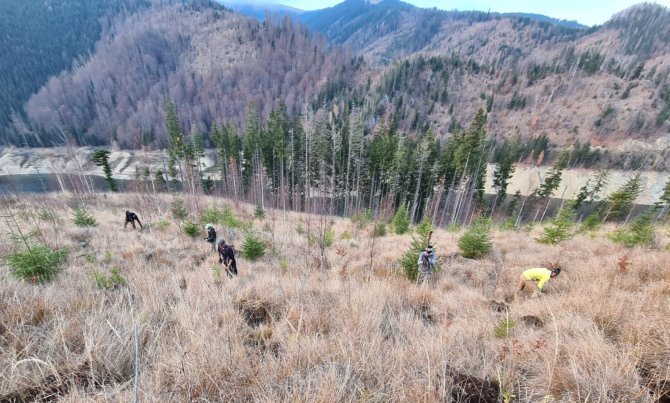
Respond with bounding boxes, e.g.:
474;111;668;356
217;239;237;276
124;211;143;229
204;223;217;252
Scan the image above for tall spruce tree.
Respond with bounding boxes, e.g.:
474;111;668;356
605;173;642;221
492;132;521;207
163;97;184;187
91;149;116;192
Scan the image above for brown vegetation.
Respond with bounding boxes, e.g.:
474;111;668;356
1;192;669;401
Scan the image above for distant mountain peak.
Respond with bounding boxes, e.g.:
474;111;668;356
220;1;304;20
338;0;414;8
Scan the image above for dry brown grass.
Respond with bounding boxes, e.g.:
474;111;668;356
1;192;670;402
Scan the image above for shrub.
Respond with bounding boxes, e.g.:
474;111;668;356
242;232;266;261
351;211;372;229
104;250;113;264
279;258;289;273
8;244;67;283
201;205;249;229
295;223;305;235
341;230;352;241
73;207;97;227
372;221;387;237
498;216;518;231
458;217;492;259
494;318;517;338
38;209;58;222
156;219;172;230
537;208;575;245
221;206;245;228
578;211;603;233
182;221;200;238
392;205;410;235
609;210;655;247
223;205;248;229
201;207;225;225
92;268;126;289
254;204;265;219
171;197;188;221
324;228;335;247
211;265;223;283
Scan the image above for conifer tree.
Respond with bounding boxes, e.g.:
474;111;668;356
537;208;575;244
392;204;410;235
605;173;642;221
656;177;670;220
163;97;184;187
534;151;569;220
466;108;489;202
91;149;116;192
572;170;608;210
492;132;521;206
242;104;262;196
410;130;439;222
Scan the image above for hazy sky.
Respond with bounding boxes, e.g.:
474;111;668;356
226;0;670;26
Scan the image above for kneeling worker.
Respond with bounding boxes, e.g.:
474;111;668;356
518;266;561;297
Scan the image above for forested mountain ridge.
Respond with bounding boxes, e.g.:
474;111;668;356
22;1;359;148
299;1;670;167
0;0;151;145
222;2;305;21
3;0;670;171
298;0;585;62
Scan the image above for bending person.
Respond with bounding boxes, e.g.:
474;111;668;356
124;211;143;230
217;239;237;277
518;266;561;297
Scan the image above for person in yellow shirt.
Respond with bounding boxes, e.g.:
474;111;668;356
518;266;561;296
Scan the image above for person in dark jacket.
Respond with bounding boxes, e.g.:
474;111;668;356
204;224;217;252
124;211;143;230
217;239;237;277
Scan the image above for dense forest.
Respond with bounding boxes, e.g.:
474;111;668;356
152;95;646;229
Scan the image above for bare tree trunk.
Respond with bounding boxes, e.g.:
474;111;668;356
411;153;426;223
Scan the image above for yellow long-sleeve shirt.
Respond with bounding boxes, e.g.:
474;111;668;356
522;268;553;290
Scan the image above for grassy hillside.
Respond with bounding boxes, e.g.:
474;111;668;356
1;192;669;400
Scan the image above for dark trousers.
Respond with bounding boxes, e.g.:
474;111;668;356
225;260;237;276
124;219;142;229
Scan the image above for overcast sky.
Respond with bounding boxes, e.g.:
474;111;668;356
225;0;670;26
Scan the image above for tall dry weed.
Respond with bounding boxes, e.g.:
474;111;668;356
0;193;669;401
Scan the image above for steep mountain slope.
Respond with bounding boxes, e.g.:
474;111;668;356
23;1;359;148
299;0;416;46
305;1;670;165
298;0;583;62
9;0;670;167
502;13;587;30
0;0;150;145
